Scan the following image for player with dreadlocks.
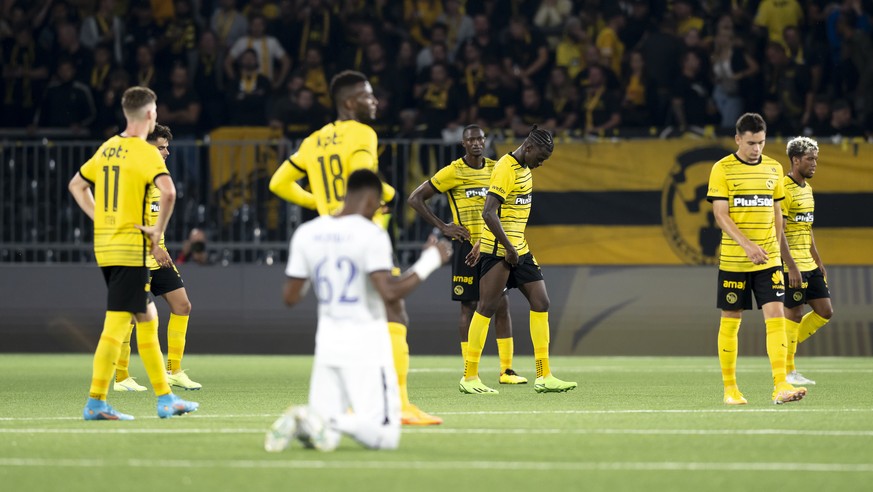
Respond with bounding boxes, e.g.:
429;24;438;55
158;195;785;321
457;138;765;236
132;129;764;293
458;126;577;395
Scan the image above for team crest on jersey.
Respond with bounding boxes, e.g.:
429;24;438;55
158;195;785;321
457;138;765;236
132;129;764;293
454;285;464;296
766;179;775;190
726;292;738;304
662;146;730;265
793;291;803;302
465;187;488;198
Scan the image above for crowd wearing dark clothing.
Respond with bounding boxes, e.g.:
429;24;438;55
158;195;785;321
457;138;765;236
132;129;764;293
2;0;872;141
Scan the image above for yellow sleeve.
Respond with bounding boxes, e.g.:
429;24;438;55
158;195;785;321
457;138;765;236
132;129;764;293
145;146;170;182
706;163;728;201
773;166;785;201
780;182;792;217
430;164;459;193
488;159;515;202
270;160;317;210
79;146;102;184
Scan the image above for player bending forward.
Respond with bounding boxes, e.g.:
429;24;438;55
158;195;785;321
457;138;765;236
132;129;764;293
265;170;451;452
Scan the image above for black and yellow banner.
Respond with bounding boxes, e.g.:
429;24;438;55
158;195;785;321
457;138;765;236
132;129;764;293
497;139;873;265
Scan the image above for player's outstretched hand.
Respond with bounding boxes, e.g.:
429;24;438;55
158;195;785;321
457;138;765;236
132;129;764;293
465;240;481;267
441;223;471;242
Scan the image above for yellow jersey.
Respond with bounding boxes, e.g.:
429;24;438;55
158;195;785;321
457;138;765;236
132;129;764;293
480;153;532;257
79;135;169;267
429;157;496;243
286;120;384;216
707;153;785;272
143;184;169;270
781;175;817;272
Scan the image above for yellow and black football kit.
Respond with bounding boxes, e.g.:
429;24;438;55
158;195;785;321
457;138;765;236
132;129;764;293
143;184;184;296
480;152;532;258
781;175;830;308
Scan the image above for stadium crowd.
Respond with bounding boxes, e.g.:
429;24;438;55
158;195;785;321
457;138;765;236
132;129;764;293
1;0;872;141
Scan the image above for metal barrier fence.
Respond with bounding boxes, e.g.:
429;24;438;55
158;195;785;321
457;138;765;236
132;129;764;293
0;137;483;266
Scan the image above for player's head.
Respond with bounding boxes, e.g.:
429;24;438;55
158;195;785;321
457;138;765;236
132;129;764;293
344;169;384;219
461;125;485;158
734;112;766;163
786;136;818;180
147;124;173;160
330;70;377;121
521;125;554;169
121;86;158;133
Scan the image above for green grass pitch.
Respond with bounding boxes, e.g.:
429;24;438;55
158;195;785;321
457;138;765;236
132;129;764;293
1;354;872;492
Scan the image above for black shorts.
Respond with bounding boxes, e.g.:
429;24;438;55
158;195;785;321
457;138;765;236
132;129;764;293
451;241;479;301
149;265;184;297
784;268;831;308
479;252;544;290
717;266;785;310
101;266;151;313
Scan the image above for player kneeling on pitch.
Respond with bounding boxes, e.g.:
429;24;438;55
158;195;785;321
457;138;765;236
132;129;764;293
266;170;452;452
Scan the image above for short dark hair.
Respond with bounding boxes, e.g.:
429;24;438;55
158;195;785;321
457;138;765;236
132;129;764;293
121;86;157;115
346;169;383;196
735;113;766;135
148;124;173;142
463;124;483;137
329;70;368;105
526;125;554;153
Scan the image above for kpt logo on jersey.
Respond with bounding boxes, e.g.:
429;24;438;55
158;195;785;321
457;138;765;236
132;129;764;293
662;146;731;265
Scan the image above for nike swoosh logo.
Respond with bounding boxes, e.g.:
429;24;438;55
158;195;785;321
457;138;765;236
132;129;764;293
776;292;784;296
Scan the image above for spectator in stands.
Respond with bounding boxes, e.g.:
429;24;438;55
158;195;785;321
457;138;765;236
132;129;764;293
581;64;621;135
468;59;515;132
621;50;653;128
339;19;378;73
834;10;873;111
469;14;502;66
576;45;620;91
288;0;340;62
297;47;331;108
670;50;716;132
438;0;474;56
674;0;704;36
226;15;291;90
417;23;452;74
79;0;123;64
1;26;50;127
457;41;484;105
555;16;589;80
158;64;201;140
404;0;443;48
511;85;557;137
33;58;96;133
533;0;573;48
37;0;77;55
761;97;797;138
803;95;833;137
711;27;758;128
639;15;683;125
123;0;160;71
211;0;248;50
193;29;225;133
395;39;418;110
783;25;825;106
156;0;199;73
244;0;280;20
134;44;159;89
763;41;812;125
364;42;398;108
827;99;864;137
270;87;329;139
754;0;804;44
597;10;626;77
503;16;550;88
621;0;651;52
53;22;92;83
176;228;215;266
226;48;271;126
87;43;115;101
415;62;463;138
92;68;129;138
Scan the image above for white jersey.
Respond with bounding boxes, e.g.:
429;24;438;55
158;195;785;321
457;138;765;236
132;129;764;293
286;214;394;366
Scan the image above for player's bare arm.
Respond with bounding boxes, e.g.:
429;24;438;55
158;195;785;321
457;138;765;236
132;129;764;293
407;181;471;241
712;199;768;265
809;228;826;279
68;172;96;221
778;208;801;287
136;174;175;267
465;240;481;267
283;277;311;306
482;194;518;266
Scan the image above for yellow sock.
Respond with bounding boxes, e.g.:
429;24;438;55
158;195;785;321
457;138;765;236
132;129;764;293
530;311;550;378
497;337;513;372
136;317;171;396
388;322;410;407
785;319;800;373
717;317;741;389
460;341;468;361
464;312;490;379
115;322;135;382
765;317;788;386
89;311;133;400
797;311;830;344
166;313;190;373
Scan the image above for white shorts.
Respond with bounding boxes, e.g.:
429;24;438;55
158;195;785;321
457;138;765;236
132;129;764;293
308;362;401;449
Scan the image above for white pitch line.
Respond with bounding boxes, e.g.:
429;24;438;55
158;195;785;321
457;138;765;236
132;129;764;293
3;407;873;422
1;457;872;473
409;367;873;374
2;428;872;437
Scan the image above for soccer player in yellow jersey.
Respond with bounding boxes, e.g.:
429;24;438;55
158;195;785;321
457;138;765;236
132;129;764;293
781;136;833;386
269;70;442;426
113;124;201;392
459;126;577;394
706;113;806;405
408;125;526;384
68;86;198;420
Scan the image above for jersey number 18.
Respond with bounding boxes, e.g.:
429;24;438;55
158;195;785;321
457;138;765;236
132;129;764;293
318;154;345;205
